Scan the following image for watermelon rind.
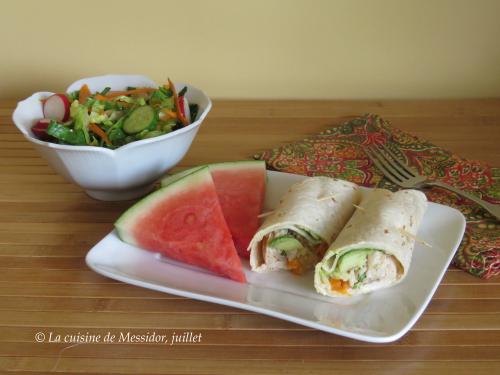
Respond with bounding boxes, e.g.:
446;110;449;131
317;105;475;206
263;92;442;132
160;160;266;188
115;166;211;245
160;165;206;188
207;160;265;172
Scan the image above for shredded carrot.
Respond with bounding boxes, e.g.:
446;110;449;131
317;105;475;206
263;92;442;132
89;123;111;146
79;84;91;104
94;94;113;101
104;88;156;98
168;78;189;126
287;259;303;275
329;278;349;294
161;109;177;119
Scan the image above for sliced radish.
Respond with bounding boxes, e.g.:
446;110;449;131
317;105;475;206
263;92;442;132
179;96;191;124
31;119;52;141
43;94;70;122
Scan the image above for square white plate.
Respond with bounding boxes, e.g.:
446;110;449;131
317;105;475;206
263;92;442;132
86;171;466;343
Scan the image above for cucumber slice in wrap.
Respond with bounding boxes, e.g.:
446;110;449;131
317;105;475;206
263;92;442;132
268;236;303;252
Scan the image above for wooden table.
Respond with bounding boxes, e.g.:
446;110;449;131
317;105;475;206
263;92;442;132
1;100;499;374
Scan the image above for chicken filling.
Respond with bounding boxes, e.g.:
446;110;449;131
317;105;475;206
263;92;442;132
326;250;401;294
261;227;326;274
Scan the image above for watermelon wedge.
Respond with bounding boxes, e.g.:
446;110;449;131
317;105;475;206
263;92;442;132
115;167;246;282
162;161;266;259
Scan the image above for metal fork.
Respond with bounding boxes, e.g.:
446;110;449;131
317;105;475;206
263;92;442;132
365;144;500;220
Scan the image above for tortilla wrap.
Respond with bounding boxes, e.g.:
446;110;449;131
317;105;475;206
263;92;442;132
314;188;427;297
249;176;361;273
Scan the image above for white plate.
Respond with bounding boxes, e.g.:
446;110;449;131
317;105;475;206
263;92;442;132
86;171;466;343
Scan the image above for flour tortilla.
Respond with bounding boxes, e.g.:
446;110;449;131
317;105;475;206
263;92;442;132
314;188;427;297
249;176;361;272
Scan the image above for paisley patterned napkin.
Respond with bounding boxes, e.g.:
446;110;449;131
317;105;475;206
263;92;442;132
255;114;499;278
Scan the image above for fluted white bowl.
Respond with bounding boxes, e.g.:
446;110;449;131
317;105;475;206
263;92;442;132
12;74;211;201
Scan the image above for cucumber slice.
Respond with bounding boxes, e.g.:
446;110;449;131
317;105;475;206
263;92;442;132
268;236;303;252
337;249;373;274
123;106;157;134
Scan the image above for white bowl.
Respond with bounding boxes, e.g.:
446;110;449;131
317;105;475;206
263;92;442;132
12;74;212;201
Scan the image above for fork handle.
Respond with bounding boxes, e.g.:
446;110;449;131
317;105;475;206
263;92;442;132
425;181;500;220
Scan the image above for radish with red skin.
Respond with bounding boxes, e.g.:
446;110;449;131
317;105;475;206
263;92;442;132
43;94;70;122
31;119;52;141
179;96;191;123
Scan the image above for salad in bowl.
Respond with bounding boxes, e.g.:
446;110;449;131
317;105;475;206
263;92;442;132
12;74;211;201
33;78;199;149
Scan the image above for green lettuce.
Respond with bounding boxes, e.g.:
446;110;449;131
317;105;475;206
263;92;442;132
47;121;86;145
70;101;90;144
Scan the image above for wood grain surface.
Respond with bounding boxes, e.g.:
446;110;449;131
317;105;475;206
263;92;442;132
0;99;499;374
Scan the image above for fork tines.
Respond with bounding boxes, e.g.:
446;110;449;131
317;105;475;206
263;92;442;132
364;143;417;185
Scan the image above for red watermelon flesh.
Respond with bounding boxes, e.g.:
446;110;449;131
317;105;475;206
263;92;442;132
115;167;246;283
209;161;266;258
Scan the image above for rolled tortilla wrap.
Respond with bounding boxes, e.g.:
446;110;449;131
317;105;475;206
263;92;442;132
249;176;361;274
314;188;427;297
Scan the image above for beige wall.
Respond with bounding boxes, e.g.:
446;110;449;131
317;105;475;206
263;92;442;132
1;0;499;100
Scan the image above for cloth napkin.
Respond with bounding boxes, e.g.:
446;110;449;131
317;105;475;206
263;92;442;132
254;114;499;279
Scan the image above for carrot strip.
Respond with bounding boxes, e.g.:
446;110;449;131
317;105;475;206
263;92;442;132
94;94;113;101
94;94;113;102
168;78;189;126
89;123;111;146
78;84;91;104
287;259;303;275
161;109;177;119
104;88;156;98
329;278;349;294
